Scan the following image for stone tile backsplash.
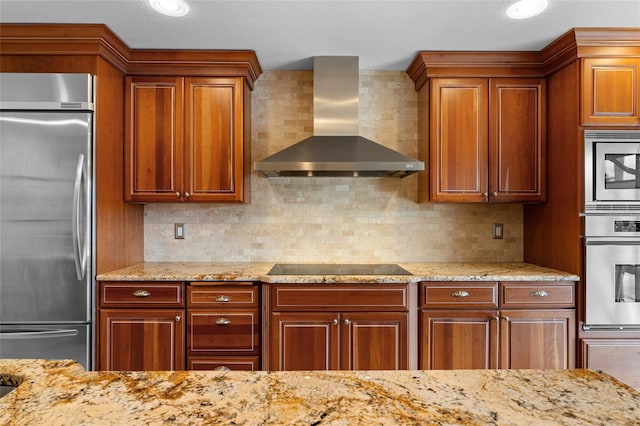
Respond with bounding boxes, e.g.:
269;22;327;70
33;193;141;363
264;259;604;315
144;70;523;263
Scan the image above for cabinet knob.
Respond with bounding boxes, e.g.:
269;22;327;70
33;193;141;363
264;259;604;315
215;295;231;303
530;290;548;297
492;192;498;197
215;317;231;325
482;192;488;199
175;316;181;322
493;316;499;321
344;319;350;325
332;319;338;326
503;316;510;322
451;290;470;297
132;289;150;297
214;366;231;372
185;192;190;198
176;192;180;197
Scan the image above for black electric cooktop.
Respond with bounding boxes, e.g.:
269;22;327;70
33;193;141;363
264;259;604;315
267;263;412;276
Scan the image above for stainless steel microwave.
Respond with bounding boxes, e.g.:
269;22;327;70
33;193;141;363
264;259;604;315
585;130;640;212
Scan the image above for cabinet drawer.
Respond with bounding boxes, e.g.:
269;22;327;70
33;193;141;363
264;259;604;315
500;282;575;308
272;284;408;311
187;356;260;371
187;285;258;307
187;309;259;354
99;282;184;308
420;282;498;308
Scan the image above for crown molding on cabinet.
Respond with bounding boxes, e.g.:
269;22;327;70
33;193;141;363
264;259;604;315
0;23;130;73
406;51;543;90
0;23;263;89
126;49;262;89
407;27;640;90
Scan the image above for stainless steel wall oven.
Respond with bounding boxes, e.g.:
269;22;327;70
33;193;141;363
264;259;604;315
584;215;640;329
583;130;640;331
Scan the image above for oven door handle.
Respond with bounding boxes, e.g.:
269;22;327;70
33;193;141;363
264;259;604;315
585;237;640;245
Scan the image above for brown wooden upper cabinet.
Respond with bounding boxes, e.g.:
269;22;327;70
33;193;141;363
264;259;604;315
582;58;640;126
430;78;546;203
125;76;249;203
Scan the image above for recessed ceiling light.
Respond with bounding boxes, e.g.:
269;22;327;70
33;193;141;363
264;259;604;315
149;0;190;17
507;0;548;19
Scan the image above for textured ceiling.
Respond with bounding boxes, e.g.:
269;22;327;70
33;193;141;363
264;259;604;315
1;0;638;70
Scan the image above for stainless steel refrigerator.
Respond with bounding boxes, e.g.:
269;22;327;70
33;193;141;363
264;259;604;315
0;73;94;369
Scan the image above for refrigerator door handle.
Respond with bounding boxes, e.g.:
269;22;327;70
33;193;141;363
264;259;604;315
0;329;80;340
72;153;86;281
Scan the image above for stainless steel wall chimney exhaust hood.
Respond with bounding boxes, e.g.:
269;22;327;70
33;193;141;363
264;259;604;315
254;56;424;178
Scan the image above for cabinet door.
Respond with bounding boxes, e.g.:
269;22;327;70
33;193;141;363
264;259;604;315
421;310;498;369
581;339;640;390
99;309;185;371
500;310;575;369
125;76;184;202
184;77;245;202
582;58;640;126
341;312;408;370
430;78;489;202
270;312;339;371
489;79;546;202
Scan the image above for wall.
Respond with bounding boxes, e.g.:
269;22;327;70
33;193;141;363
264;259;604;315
144;70;523;263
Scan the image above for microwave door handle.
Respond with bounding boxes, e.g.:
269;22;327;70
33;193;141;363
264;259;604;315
71;154;86;281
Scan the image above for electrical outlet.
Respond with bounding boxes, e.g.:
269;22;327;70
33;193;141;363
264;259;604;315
492;223;504;239
174;223;185;239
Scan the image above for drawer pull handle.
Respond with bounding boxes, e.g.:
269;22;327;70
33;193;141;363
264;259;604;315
452;290;470;297
530;290;548;297
215;295;231;303
214;366;231;372
132;290;150;297
215;318;231;325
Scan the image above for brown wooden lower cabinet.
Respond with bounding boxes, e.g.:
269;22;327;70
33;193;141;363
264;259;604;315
270;311;407;371
97;281;186;371
501;309;575;369
343;312;408;370
268;283;414;371
270;312;339;371
186;284;260;370
421;310;498;369
420;281;576;370
99;309;185;371
581;339;640;390
97;281;261;371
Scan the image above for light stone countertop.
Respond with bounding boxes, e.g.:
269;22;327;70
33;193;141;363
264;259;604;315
1;359;639;425
96;262;579;283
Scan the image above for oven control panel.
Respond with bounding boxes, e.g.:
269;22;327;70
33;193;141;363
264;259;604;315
615;220;640;233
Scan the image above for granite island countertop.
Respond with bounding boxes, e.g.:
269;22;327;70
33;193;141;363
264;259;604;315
96;262;579;283
1;359;638;425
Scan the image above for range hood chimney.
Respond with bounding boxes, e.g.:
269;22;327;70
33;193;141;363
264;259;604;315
254;56;424;178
